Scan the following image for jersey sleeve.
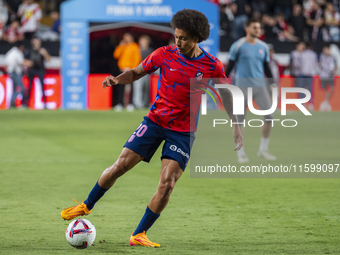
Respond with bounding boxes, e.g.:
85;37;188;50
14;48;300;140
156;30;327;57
228;41;238;62
17;4;24;16
17;51;24;65
212;59;227;85
213;59;227;78
142;47;164;74
35;5;42;20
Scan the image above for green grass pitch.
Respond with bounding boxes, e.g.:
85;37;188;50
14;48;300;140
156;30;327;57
0;110;339;254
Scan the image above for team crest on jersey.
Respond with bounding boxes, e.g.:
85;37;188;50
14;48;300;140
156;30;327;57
196;71;203;81
259;49;264;54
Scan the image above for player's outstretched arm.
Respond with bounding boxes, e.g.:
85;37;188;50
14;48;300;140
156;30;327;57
102;64;147;88
218;88;244;151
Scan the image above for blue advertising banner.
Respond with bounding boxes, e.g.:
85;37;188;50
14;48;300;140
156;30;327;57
61;20;88;109
61;0;218;109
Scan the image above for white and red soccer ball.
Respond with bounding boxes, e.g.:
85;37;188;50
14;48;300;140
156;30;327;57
65;219;96;249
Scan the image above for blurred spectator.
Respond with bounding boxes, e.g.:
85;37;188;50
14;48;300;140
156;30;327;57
261;13;299;41
17;0;42;39
250;0;268;15
306;2;324;41
113;33;141;112
23;37;51;108
327;0;340;12
133;35;153;109
324;3;340;41
3;19;24;43
319;44;337;111
220;4;232;36
289;4;306;41
231;0;251;40
262;14;278;39
5;41;28;108
50;11;60;34
276;13;299;41
303;0;314;15
289;41;305;86
274;0;293;19
299;42;318;110
4;0;21;23
251;10;262;20
224;1;235;19
0;0;8;38
38;10;60;41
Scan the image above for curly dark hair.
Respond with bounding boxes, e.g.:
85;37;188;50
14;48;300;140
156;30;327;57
170;9;210;43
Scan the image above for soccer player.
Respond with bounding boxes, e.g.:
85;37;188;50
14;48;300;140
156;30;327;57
319;45;337;111
61;9;243;247
299;42;318;111
225;18;277;163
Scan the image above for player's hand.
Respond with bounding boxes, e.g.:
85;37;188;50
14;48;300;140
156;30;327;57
23;59;33;67
102;75;118;88
39;48;48;56
233;125;243;151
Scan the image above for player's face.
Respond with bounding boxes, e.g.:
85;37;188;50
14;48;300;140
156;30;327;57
297;42;305;52
31;38;41;50
323;47;330;55
246;22;262;38
174;28;198;56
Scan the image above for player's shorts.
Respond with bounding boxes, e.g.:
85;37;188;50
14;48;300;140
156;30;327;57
124;117;194;171
237;86;274;123
320;78;334;90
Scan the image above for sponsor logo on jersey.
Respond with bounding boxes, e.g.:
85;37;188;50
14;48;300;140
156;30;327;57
196;71;203;81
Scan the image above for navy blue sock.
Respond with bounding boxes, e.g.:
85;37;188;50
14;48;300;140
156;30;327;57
134;206;160;235
84;181;108;210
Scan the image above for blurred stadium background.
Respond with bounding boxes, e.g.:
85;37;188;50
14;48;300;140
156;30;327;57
0;0;340;111
0;0;339;254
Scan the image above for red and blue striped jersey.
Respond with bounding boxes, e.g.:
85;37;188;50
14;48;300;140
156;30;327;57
142;45;226;132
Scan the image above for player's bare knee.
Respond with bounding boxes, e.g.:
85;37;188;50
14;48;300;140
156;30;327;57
158;179;175;199
115;157;131;175
105;157;130;179
264;114;274;123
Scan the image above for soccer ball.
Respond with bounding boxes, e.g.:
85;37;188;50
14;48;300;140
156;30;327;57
65;219;96;249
